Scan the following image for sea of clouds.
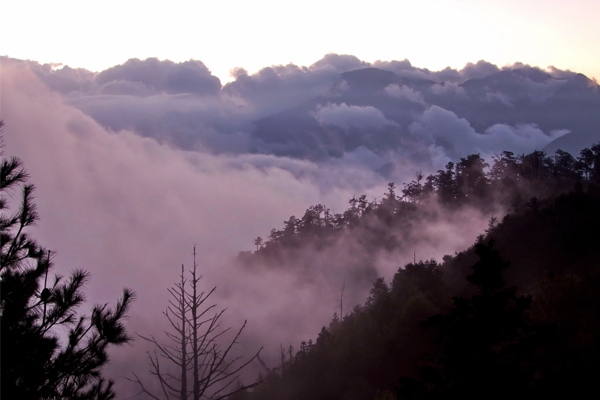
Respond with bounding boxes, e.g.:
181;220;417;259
2;54;598;397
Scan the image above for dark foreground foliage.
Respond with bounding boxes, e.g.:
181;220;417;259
232;144;600;400
1;122;135;400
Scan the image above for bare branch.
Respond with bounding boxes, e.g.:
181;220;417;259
131;249;262;400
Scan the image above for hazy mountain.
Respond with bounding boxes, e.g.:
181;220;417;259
251;65;600;162
3;55;600;400
17;55;599;171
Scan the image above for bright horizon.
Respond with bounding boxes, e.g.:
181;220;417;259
2;0;599;83
3;1;600;397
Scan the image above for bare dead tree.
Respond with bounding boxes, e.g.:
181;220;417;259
336;276;346;320
130;247;263;400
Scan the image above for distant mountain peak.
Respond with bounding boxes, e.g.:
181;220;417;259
341;68;397;91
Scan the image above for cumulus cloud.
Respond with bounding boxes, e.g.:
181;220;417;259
30;63;97;95
459;60;502;81
409;106;479;159
484;91;513;106
222;61;345;116
409;106;565;159
0;60;393;395
15;54;599;163
461;66;568;105
310;53;371;73
546;65;581;80
4;53;599;398
484;124;568;154
429;81;467;97
312;103;399;131
373;58;500;83
95;58;221;95
26;57;222;97
384;84;426;105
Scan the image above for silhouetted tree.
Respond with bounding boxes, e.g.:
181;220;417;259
254;237;263;251
519;150;553;181
553;150;578;180
398;240;535;400
402;173;424;204
237;155;600;400
455;154;489;203
431;162;457;204
131;247;262;400
588;143;600;184
1;122;135;400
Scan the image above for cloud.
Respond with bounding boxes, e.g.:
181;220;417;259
14;54;599;165
459;60;501;81
222;61;345;116
514;74;568;103
97;79;157;96
310;53;371;73
484;91;513;106
312;103;399;131
546;65;581;80
26;57;222;97
409;106;478;157
484;124;568;154
65;92;253;150
30;63;97;95
4;54;596;398
96;58;222;96
373;58;500;83
409;106;564;159
384;84;426;105
429;81;467;97
0;59;394;395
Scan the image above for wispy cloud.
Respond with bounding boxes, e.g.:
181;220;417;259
2;53;599;397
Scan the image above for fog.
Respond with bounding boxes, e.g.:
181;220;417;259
2;54;599;397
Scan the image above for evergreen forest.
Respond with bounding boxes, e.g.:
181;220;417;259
3;117;600;399
231;144;600;400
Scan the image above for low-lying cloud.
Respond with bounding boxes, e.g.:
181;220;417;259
18;53;600;162
409;106;566;160
313;103;399;131
384;84;426;105
2;53;599;398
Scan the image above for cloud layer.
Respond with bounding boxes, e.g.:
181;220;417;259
19;54;600;164
2;54;600;397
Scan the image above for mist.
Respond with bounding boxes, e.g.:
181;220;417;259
2;54;599;397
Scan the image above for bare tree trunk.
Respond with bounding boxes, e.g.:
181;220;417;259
191;248;200;400
131;247;263;400
179;264;188;400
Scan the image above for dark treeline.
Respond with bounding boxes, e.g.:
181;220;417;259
232;144;600;400
239;144;600;271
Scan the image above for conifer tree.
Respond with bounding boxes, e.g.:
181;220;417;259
398;240;535;400
0;122;135;400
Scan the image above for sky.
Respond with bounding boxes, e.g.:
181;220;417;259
2;0;599;84
2;0;600;397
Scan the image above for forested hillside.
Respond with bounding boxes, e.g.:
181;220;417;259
232;144;600;400
238;145;600;279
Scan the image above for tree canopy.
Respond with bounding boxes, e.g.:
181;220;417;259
231;143;600;400
1;122;135;400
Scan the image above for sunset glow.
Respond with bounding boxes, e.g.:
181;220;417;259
2;1;600;398
3;0;599;82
